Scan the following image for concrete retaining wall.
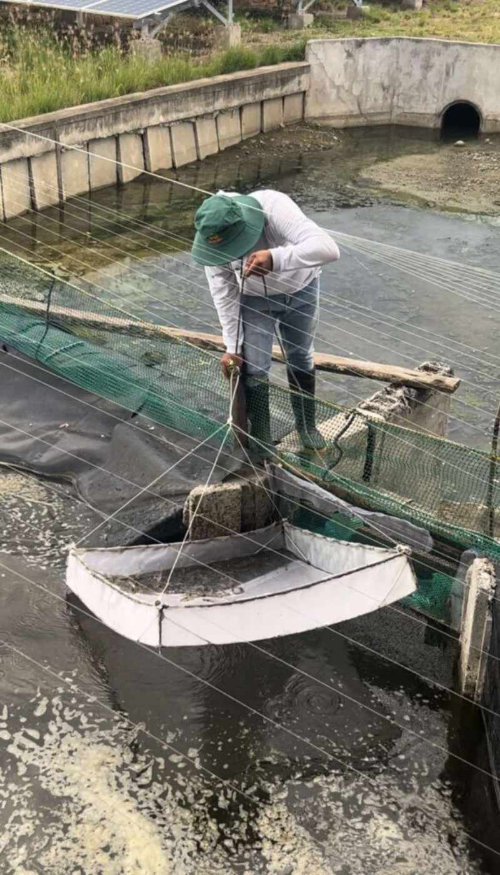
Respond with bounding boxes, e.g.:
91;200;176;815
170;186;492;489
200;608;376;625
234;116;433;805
0;62;309;222
306;38;500;132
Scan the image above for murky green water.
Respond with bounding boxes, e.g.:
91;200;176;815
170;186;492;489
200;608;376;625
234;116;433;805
0;126;499;872
2;125;499;449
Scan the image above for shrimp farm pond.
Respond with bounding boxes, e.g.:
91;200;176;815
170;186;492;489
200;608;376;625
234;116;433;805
0;123;499;874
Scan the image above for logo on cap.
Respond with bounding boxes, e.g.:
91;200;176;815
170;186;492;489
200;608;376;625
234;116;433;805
208;233;224;244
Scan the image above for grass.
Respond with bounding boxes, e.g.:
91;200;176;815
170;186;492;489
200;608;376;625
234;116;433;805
245;0;500;47
0;28;306;122
322;0;500;43
1;0;498;122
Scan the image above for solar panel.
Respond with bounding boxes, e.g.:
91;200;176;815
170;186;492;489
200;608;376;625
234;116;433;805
0;0;189;19
2;0;98;9
88;0;186;17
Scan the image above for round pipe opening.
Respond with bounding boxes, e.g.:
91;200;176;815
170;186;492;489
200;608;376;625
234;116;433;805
441;102;481;141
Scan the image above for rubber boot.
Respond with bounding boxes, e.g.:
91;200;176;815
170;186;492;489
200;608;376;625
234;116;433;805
287;368;326;451
244;377;273;458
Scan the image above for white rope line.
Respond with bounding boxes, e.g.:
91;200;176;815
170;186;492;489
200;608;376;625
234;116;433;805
0;638;284;813
1;361;500;746
0;156;500;376
2;174;498;427
74;421;228;547
2;558;500;864
1;347;494;628
0;222;496;446
340;241;500;315
334;230;500;293
2;168;499;409
3;120;499;300
1;388;494;677
159;415;232;595
1;291;496;499
0;315;497;573
3;425;500;730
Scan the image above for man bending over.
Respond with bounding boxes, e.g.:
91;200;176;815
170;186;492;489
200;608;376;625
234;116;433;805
192;190;340;453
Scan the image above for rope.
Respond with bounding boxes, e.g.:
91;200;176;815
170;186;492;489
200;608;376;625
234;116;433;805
74;420;228;547
1;170;499;418
2;161;500;379
3;117;500;302
2;559;500;864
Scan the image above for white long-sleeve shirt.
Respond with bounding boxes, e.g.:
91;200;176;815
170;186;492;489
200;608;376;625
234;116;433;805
204;190;340;354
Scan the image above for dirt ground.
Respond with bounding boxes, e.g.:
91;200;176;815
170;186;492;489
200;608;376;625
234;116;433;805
360;140;500;216
231;123;500;216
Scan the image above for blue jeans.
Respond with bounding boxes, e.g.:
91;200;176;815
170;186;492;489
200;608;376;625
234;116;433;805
241;278;319;379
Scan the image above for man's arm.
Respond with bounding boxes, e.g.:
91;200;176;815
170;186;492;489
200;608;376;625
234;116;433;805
205;264;242;354
264;191;340;273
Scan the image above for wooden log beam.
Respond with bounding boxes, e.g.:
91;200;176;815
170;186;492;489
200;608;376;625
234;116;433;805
0;294;460;393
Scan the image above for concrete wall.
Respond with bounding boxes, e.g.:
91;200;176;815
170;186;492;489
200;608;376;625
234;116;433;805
306;38;500;132
0;62;309;222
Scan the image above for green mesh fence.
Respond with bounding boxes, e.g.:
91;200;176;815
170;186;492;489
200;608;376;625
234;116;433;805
1;291;499;585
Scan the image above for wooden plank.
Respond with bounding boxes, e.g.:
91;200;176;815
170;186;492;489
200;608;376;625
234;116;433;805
0;294;460;393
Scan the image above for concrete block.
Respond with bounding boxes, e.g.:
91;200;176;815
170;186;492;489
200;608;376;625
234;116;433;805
183;473;274;540
183;480;242;540
460;558;496;701
143;126;172;172
195;117;219;160
262;98;283;133
240;474;274;531
60;147;90;200
89;137;118;190
216;109;241;151
117;132;145;184
284;93;304;124
214;23;241;48
241;103;262;139
170;122;197;168
30;151;59;211
1;158;32;219
288;12;314;30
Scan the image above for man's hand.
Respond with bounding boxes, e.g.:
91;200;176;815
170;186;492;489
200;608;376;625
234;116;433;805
244;250;273;278
221;352;243;380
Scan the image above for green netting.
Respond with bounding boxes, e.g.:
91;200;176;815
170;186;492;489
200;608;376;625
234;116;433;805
1;294;499;579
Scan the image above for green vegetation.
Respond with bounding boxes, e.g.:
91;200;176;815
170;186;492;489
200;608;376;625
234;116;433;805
1;0;498;123
245;0;500;48
0;27;306;122
319;0;500;43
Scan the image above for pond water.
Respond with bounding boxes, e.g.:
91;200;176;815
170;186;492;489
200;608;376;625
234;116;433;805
0;125;499;873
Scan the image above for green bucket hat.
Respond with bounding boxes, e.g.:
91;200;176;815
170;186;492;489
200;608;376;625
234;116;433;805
192;194;265;266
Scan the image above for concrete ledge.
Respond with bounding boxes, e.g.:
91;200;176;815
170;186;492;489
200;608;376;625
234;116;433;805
171;122;197;168
241;102;261;139
144;125;172;172
216;109;241;150
284;93;304;123
263;97;283;132
0;63;310;162
89;136;118;190
195;116;218;160
0;62;309;220
60;147;90;199
117;133;144;184
2;158;31;219
30;151;59;210
460;558;496;701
